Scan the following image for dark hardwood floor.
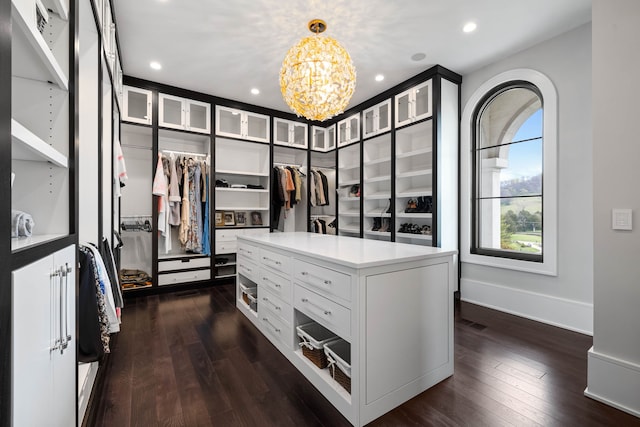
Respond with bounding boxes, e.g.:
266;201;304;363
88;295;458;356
90;283;640;426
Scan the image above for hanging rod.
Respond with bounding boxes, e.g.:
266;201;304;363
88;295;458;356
122;144;152;150
273;162;303;167
162;149;209;158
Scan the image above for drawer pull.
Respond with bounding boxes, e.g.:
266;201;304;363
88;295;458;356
262;256;282;266
262;296;281;311
262;276;282;288
239;248;253;255
301;297;332;316
241;266;252;272
262;317;281;333
300;271;332;286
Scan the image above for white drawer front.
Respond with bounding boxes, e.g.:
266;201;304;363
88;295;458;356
158;257;210;272
258;287;292;327
158;269;210;286
215;240;237;254
215;229;243;242
259;248;291;276
237;242;259;262
237;256;259;283
293;260;351;303
259;267;292;302
294;285;351;339
259;305;292;349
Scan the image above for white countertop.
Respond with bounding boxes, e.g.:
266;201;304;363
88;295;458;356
238;232;457;269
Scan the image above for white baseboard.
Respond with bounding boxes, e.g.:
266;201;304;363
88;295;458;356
78;361;99;424
460;278;593;335
585;347;640;418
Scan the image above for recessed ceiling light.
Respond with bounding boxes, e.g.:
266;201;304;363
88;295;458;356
411;53;426;62
251;88;260;95
149;61;162;70
463;22;477;33
375;74;384;82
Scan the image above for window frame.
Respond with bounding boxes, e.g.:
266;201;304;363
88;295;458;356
471;81;544;262
461;69;557;276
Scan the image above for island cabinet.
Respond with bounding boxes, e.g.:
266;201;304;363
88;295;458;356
236;232;455;426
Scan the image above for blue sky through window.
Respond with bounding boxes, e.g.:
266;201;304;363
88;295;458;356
501;109;542;181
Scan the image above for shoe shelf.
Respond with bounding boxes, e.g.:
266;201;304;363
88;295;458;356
396;188;432;198
397;212;433;219
365;192;391;200
339;178;360;186
364;211;391;218
364;230;391;236
396;232;432;241
338;224;359;233
215;187;269;193
339;196;360;202
340;210;360;217
338;163;360;172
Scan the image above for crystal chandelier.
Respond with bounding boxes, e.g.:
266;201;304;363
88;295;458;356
280;19;356;122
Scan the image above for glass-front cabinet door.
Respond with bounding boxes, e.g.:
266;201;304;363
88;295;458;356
245;111;270;143
395;80;432;127
123;86;152;125
274;117;307;148
338;113;360;147
217;107;270;143
216;106;243;137
363;99;391;139
186;100;210;133
413;80;432;121
159;94;184;130
312;124;336;152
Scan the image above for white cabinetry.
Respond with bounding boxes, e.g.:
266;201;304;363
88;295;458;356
274;117;308;148
12;244;76;427
159;93;210;133
337;113;360;147
363;135;392;241
312;124;336;152
123;86;152;125
362;99;391;139
215;106;270;143
236;233;455;426
394;80;432;127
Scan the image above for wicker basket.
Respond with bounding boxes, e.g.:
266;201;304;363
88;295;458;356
324;339;351;394
240;283;256;308
296;323;338;369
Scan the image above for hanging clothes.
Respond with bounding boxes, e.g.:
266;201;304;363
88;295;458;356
78;245;111;362
179;157;190;245
168;154;181;226
272;167;285;229
202;169;210;256
318;170;330;205
115;137;128;198
185;159;203;253
152;153;171;253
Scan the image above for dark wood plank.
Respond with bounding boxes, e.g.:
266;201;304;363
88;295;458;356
92;284;640;427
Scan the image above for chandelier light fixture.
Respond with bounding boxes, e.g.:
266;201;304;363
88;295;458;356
280;19;356;122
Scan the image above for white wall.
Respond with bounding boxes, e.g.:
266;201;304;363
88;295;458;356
586;0;640;417
459;24;594;334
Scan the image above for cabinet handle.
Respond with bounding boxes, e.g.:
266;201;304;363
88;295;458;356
262;297;281;311
50;268;62;352
301;297;332;316
300;271;332;286
262;317;281;333
262;276;282;288
262;256;281;266
64;264;72;347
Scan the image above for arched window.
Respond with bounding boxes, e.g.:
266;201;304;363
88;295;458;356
461;69;557;275
472;82;543;261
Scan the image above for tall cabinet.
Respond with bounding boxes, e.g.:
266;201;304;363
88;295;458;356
4;0;78;425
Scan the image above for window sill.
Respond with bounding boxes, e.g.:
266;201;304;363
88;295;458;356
461;252;557;276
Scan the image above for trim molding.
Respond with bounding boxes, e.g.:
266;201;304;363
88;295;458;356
460;278;593;335
585;347;640;418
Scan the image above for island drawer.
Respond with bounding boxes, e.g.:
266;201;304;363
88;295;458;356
259;248;291;275
293;260;351;303
259;267;292;301
294;284;350;340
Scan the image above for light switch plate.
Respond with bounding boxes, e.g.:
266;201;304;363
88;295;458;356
612;209;632;230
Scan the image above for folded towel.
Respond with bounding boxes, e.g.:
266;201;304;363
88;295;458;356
11;209;35;238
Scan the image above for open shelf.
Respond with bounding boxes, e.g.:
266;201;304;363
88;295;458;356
215;187;268;193
396;212;433;219
42;0;69;20
339;210;360;217
339;196;360;202
363;157;391;166
338;178;359;186
216;169;269;177
293;349;351;404
396;232;433;241
338;225;359;233
11;233;67;252
216;206;269;211
11;119;68;167
364;211;391;218
364;175;391;184
338;164;360;171
396;147;433;159
365;192;391;200
12;1;68;90
396;169;432;179
396;188;432;198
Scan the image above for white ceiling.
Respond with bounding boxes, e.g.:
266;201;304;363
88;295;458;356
113;0;591;115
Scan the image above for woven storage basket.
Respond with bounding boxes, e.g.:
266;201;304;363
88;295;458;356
296;323;338;369
240;283;256;307
324;339;351;394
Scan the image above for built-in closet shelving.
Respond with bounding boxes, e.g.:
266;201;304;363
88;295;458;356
337;142;361;236
363;134;392;241
272;141;308;233
309;150;337;234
